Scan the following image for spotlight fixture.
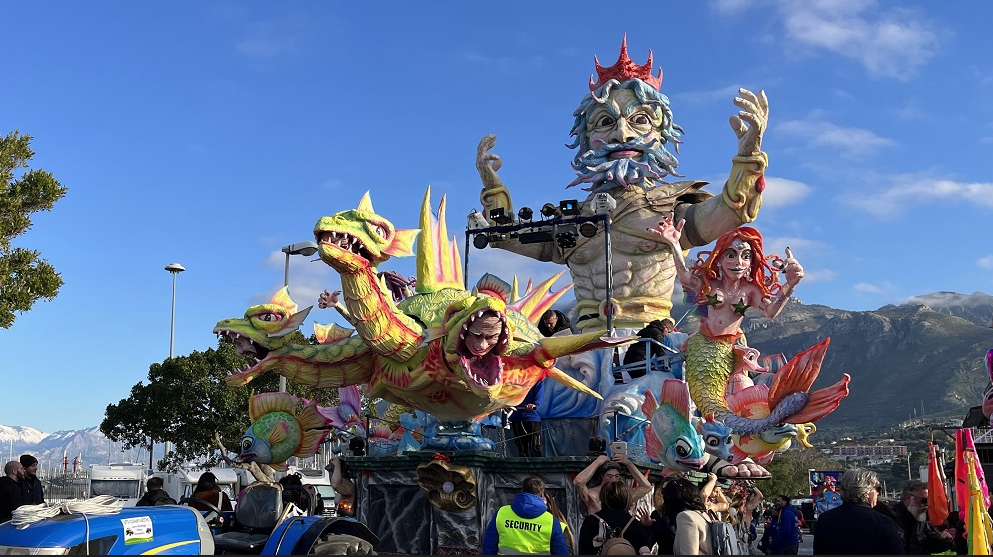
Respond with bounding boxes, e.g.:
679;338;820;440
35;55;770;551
348;437;367;457
554;224;578;249
559;199;580;217
517;207;533;222
488;207;513;225
472;234;489;249
519;229;555;244
592;192;616;215
579;222;598;238
540;203;560;219
467;209;489;230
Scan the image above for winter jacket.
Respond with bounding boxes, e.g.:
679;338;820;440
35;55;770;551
136;489;177;506
508;381;545;423
483;492;569;555
770;504;800;552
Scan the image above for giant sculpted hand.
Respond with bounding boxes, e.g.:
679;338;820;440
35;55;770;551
476;133;503;190
477;134;514;219
729;88;769;156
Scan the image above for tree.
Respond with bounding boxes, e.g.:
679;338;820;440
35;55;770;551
101;334;341;471
0;130;67;329
762;447;843;500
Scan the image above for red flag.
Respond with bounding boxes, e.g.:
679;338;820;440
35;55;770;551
929;442;950;526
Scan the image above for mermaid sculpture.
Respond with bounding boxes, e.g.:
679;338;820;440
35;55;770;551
652;216;850;439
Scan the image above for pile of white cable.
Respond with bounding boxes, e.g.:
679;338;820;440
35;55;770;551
11;496;125;529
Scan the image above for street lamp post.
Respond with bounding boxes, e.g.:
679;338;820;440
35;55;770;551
907;451;912;480
279;242;319;392
162;263;185;470
164;263;186;359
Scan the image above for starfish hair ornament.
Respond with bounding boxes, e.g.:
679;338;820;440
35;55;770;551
589;35;663;92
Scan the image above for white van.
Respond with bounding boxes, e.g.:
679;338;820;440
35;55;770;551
88;463;148;506
153;468;252;509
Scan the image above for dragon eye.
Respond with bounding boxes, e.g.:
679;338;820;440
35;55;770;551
255;312;282;322
374;225;387;239
675;439;691;458
707;436;719;447
725;436;732;444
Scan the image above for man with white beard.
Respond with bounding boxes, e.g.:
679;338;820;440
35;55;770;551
886;479;954;555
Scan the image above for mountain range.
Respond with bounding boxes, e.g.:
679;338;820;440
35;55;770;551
5;291;991;462
0;424;159;473
672;290;993;433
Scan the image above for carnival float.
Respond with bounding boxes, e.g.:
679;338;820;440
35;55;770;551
213;37;854;553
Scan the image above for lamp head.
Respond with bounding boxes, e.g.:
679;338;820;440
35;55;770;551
164;263;186;274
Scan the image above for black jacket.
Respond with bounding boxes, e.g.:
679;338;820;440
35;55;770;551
0;477;22;522
813;501;904;555
18;476;44;505
136;489;177;507
622;323;669;366
887;501;954;555
578;508;653;555
538;310;572;337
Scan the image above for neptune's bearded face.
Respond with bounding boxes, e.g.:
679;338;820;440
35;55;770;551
568;80;683;193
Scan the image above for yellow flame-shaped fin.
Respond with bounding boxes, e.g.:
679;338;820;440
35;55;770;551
269;287;298;313
415;186;464;293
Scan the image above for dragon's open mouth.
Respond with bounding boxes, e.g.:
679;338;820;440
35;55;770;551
318;231;374;262
459;353;503;388
213;328;269;372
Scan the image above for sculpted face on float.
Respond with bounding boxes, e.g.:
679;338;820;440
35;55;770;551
585;88;658;158
719;238;753;280
464;315;503;357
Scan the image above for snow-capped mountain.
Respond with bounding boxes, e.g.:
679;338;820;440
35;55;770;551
0;424;156;472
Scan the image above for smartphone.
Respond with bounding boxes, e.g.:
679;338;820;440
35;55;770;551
609;441;627;456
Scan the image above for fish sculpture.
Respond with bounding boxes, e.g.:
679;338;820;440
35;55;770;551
239;392;331;471
694;414;734;463
687;338;850;436
642;379;707;471
725;384;815;464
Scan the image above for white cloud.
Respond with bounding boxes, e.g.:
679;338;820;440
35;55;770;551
777;117;895;158
798;268;838;284
847;175;993;218
776;0;942;80
853;281;888;294
978;256;993;270
673;84;744;106
761;177;812;209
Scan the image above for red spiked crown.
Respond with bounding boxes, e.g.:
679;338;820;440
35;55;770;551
589;35;663;91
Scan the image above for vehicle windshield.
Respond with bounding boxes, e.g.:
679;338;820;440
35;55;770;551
314;486;336;499
90;479;141;498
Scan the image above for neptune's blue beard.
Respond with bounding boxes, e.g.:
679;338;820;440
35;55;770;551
567;134;681;194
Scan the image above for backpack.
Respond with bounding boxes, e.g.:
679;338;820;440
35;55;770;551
592;514;638;555
701;511;742;555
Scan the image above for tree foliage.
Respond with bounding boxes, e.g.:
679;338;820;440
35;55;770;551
0;131;67;329
101;333;341;471
761;447;842;500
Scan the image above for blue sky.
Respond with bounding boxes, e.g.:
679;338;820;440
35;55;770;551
3;1;992;433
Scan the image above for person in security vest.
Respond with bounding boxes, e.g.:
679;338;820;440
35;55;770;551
483;476;570;555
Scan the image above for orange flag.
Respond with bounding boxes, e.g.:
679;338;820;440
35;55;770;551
929;441;950;527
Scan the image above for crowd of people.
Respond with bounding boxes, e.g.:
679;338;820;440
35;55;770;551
0;455;45;522
479;461;972;555
482;454;767;555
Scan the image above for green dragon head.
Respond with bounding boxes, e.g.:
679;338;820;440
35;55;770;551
212;287;311;377
313;192;418;273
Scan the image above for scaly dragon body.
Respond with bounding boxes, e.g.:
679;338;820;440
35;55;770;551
216;188;629;423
